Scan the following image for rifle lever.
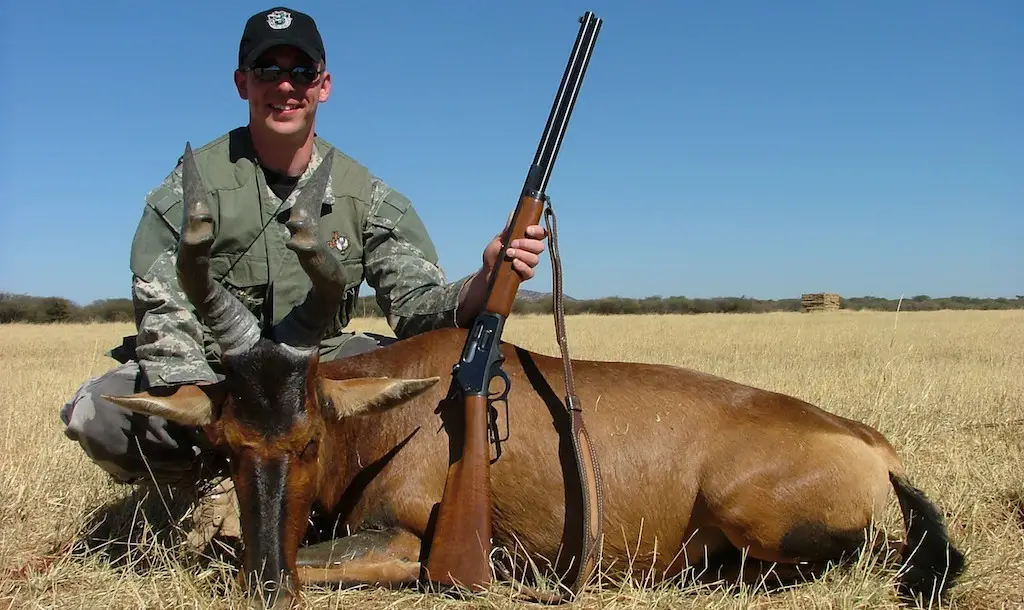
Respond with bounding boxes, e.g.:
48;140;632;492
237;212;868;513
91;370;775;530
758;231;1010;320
487;367;511;463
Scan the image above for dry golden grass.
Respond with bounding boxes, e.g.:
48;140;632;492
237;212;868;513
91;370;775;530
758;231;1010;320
2;310;1022;609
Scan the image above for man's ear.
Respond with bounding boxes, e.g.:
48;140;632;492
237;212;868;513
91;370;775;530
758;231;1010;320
234;70;249;100
318;71;331;103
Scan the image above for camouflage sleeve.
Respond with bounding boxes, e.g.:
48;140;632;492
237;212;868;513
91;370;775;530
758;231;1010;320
128;167;219;388
362;178;472;339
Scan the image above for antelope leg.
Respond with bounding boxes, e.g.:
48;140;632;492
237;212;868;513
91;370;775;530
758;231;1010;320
296;528;422;588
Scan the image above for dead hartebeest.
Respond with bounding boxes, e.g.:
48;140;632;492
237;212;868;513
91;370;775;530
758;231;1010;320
106;145;965;608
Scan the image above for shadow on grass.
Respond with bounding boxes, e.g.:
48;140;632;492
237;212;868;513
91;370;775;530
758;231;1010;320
491;537;889;605
1004;489;1024;532
67;481;241;589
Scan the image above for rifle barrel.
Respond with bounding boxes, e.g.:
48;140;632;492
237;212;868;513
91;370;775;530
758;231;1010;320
527;12;603;197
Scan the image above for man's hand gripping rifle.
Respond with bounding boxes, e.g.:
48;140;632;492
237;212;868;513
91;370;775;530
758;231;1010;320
423;11;603;597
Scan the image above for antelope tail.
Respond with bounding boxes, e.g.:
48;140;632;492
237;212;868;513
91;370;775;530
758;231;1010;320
888;472;966;604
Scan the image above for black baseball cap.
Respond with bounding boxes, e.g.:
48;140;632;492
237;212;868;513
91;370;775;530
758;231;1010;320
238;7;326;69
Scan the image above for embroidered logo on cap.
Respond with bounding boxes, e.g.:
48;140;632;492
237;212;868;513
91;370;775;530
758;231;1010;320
266;10;292;30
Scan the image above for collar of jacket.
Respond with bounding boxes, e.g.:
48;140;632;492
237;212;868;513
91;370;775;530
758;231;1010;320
227;127;336;213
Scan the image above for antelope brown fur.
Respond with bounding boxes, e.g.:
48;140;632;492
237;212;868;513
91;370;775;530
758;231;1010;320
111;328;967;607
105;145;965;608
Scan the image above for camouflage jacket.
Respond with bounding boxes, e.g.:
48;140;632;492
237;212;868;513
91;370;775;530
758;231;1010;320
127;127;470;388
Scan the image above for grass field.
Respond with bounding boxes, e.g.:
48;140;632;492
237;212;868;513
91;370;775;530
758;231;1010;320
2;310;1022;609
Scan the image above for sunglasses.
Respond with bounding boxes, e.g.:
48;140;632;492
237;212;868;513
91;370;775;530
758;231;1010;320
247;65;321;85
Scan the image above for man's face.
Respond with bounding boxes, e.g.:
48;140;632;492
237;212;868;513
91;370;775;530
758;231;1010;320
234;45;332;140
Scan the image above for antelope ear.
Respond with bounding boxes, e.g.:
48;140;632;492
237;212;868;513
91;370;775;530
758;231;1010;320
102;383;224;427
321;376;441;419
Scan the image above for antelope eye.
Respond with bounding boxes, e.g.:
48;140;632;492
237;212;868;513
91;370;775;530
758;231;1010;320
301;437;319;460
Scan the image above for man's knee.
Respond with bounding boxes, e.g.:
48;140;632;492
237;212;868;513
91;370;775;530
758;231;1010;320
60;363;207;485
61;363;138;445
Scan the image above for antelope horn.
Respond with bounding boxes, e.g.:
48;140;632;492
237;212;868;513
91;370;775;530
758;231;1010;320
275;149;348;349
177;142;261;356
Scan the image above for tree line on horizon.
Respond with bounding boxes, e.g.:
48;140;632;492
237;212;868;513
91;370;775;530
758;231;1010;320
2;291;1022;325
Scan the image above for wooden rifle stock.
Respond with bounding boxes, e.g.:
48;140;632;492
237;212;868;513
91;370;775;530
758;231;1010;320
422;394;493;589
424;11;602;595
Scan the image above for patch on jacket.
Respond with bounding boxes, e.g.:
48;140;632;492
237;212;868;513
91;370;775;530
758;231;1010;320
329;231;349;253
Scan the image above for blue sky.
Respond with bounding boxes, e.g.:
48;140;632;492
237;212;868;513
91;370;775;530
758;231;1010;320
1;1;1020;304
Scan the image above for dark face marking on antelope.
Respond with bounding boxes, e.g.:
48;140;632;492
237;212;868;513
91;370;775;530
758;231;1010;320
217;338;324;608
222;338;314;437
239;454;291;601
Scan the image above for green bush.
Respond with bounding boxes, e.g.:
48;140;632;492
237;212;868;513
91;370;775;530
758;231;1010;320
2;291;1021;325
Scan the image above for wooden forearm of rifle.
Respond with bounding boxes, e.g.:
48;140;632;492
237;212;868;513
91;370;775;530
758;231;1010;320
424;393;494;589
485;194;546;316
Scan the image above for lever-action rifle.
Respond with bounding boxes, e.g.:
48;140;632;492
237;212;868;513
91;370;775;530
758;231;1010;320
424;11;604;596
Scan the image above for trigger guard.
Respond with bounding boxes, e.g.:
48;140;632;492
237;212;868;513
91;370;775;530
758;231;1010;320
490;369;511;400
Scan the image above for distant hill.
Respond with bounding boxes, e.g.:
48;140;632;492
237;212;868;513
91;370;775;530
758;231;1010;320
517;289;578;303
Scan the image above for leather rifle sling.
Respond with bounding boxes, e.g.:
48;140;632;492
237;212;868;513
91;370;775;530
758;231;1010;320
544;201;605;595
